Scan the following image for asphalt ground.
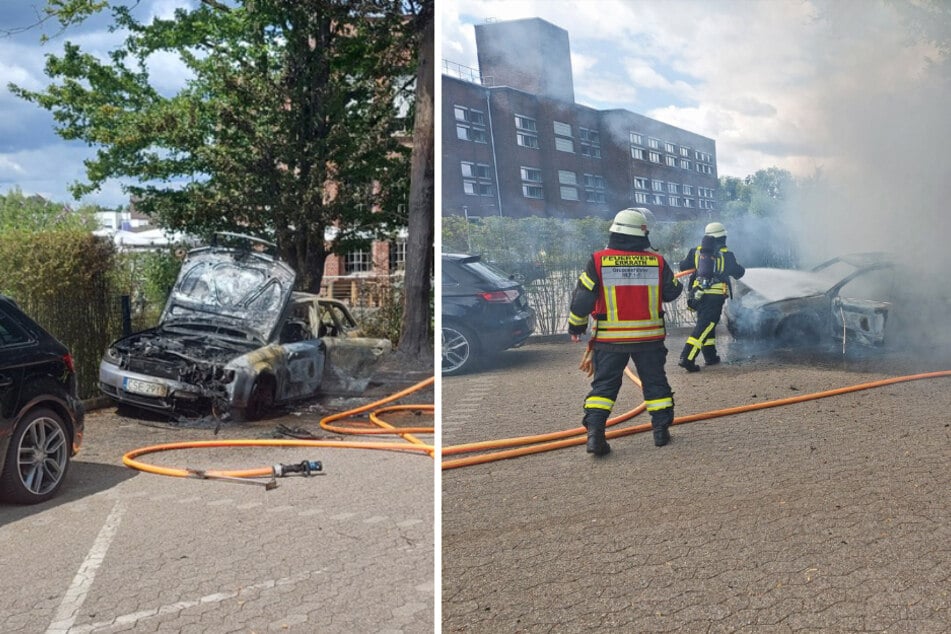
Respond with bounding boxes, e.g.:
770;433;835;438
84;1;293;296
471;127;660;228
441;331;951;632
0;368;435;634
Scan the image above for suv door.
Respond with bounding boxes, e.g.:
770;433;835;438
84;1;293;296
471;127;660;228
0;305;30;428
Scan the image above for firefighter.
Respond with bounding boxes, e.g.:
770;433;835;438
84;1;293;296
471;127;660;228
678;221;745;372
568;208;684;455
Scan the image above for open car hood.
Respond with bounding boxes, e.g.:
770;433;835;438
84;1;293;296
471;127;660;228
161;246;296;344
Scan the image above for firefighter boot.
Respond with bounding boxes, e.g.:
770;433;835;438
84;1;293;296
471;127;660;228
583;416;611;456
679;343;701;372
651;412;673;447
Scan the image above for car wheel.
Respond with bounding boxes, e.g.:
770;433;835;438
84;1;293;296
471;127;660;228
0;408;71;504
240;376;276;422
442;324;479;376
776;316;821;346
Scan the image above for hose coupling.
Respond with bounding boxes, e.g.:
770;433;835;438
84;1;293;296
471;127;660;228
273;460;324;477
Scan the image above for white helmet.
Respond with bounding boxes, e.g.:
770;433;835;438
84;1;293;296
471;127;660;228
704;221;727;238
610;208;650;237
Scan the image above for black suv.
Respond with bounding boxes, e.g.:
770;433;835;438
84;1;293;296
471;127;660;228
0;295;84;504
442;253;536;375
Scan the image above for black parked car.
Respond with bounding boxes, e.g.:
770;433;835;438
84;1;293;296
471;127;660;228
442;253;536;375
0;295;84;504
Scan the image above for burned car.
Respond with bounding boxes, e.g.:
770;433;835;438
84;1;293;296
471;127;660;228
724;253;895;347
99;235;389;420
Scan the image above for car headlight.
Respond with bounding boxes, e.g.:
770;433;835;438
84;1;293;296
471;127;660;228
103;347;123;365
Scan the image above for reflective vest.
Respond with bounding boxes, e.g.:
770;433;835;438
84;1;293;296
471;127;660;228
692;246;729;295
591;249;666;343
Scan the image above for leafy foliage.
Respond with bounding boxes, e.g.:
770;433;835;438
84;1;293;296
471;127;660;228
11;0;422;292
0;229;120;398
0;187;98;232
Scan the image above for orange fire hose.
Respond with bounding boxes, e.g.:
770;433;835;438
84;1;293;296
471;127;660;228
122;376;435;480
442;367;951;470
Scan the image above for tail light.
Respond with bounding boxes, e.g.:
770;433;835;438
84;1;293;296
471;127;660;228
480;290;520;303
63;353;75;373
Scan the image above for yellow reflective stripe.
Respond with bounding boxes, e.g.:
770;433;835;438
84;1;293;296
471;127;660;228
568;312;588;326
703;337;716;346
585;396;615;411
648;283;660;320
579;272;595;290
596;327;666;340
605;284;619;321
645;397;673;411
599;317;665;329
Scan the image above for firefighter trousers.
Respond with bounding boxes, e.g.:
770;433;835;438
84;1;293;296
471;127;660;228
583;345;674;430
681;293;726;364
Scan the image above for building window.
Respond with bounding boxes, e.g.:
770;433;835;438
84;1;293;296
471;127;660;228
684;198;694;208
682;184;693;196
345;249;372;274
515;114;537;132
522;185;544;199
634;191;649;204
554;137;574;153
454;105;487;144
634;177;648;190
583;173;605;203
579;127;601;158
520;166;542;182
651;193;664;205
667;182;679;194
648;138;660;149
553;121;572;137
669;197;681;207
389;240;407;271
665;155;676;167
630;132;643;145
631;147;644;160
649;151;661;163
665;142;675;153
517;132;539;149
651;179;664;191
461;161;491;179
680;146;690;157
558;170;577;185
463;181;493;196
680;159;691;170
456;124;487;143
580;144;601;158
560;186;579;201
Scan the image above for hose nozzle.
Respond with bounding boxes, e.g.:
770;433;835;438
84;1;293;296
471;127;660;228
273;460;324;477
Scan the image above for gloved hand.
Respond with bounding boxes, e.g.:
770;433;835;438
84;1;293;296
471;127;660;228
578;344;594;376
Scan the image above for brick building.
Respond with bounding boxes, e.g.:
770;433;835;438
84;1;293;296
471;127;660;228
442;17;718;222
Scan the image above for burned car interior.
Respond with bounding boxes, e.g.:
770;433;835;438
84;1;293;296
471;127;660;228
100;234;388;422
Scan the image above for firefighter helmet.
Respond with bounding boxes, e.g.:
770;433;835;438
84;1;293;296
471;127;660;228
704;221;727;238
610;208;650;236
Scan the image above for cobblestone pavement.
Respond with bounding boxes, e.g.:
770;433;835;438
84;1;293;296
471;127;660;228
0;372;434;634
442;334;951;632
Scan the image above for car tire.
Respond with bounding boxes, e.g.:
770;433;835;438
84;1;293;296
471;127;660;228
0;407;71;505
776;315;821;346
235;376;276;422
442;323;479;376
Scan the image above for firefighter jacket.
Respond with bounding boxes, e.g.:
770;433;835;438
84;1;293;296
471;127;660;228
568;234;683;347
679;241;745;297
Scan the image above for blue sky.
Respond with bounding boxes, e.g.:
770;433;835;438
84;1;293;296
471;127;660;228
0;0;195;209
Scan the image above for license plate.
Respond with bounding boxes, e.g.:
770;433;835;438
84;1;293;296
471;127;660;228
123;377;168;398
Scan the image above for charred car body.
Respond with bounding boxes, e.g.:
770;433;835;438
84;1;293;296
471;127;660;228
99;235;387;420
724;253;894;347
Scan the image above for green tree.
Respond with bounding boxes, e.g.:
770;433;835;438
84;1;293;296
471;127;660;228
0;187;97;231
10;0;419;293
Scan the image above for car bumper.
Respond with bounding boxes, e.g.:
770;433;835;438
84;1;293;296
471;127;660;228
481;308;536;352
99;361;208;413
